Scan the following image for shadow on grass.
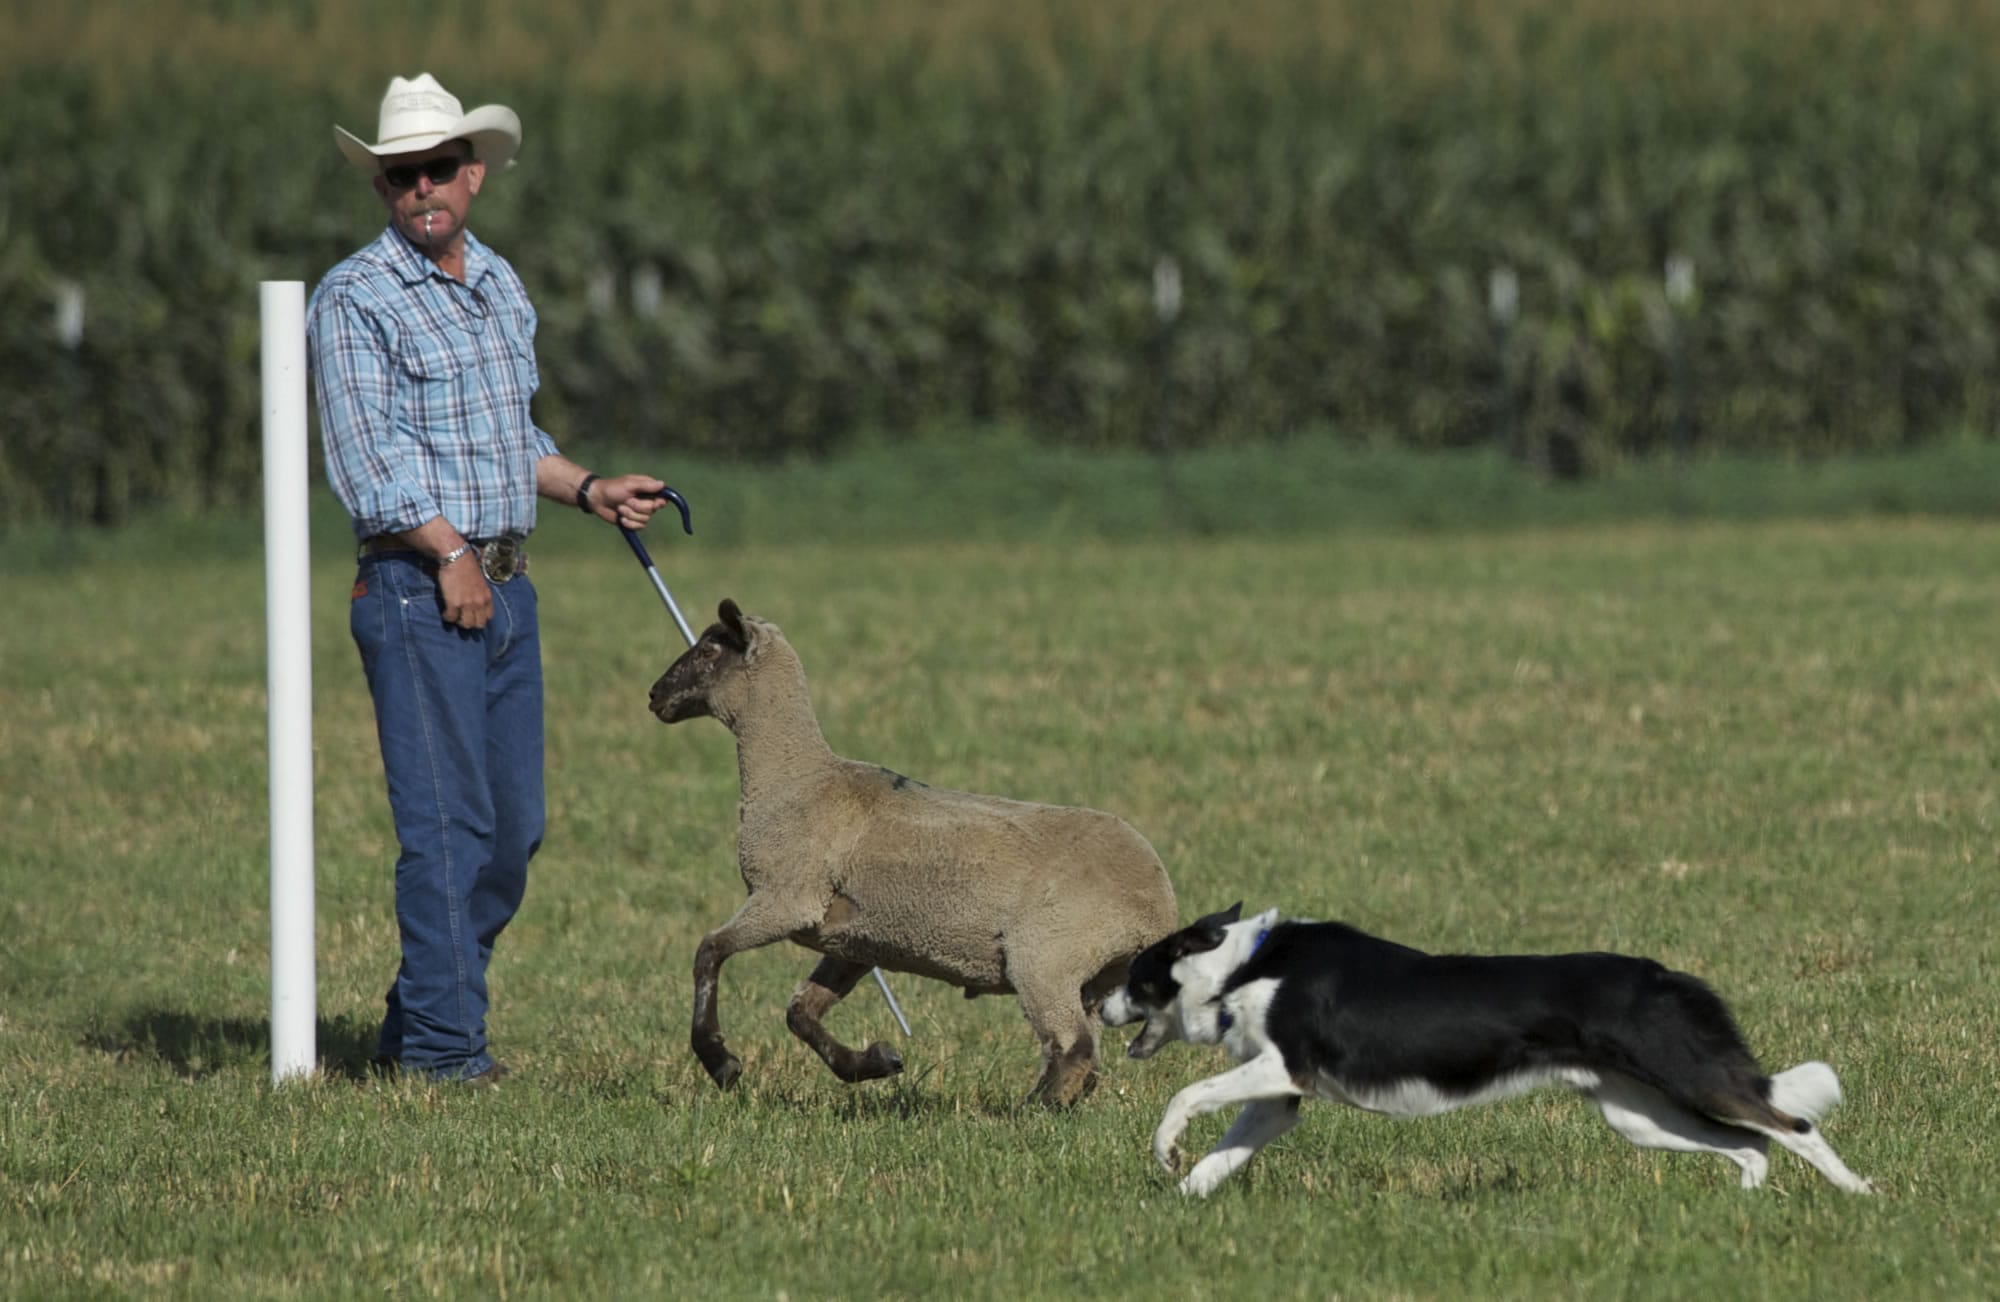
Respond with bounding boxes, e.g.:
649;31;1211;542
734;1068;1042;1121
83;1007;382;1081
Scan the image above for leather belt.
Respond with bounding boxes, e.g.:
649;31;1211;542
358;535;528;583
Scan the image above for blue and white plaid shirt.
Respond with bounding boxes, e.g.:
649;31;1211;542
308;225;560;542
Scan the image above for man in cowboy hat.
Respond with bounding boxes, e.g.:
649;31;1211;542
308;74;670;1086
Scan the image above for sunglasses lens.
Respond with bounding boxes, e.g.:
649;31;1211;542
383;157;463;189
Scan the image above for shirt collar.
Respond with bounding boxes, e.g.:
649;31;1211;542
378;223;491;289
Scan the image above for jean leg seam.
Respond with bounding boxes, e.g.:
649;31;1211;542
395;575;475;1059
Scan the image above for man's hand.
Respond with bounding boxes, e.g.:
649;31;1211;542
437;549;493;629
584;473;669;531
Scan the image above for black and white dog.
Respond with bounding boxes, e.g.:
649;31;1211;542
1101;904;1875;1198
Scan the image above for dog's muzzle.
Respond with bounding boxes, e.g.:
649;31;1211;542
1100;987;1142;1028
1102;987;1177;1059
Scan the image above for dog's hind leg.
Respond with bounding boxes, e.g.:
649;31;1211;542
1740;1124;1873;1194
1711;1062;1875;1194
1587;1073;1771;1189
1154;1051;1300;1190
1180;1097;1303;1197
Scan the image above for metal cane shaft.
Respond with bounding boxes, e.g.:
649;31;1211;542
645;564;699;646
871;969;912;1036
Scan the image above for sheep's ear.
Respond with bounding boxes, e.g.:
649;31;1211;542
718;599;749;647
699;599;749;655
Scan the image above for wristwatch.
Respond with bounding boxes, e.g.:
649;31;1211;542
438;543;476;569
576;474;600;514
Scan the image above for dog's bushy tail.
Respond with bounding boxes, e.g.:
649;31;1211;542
1767;1061;1842;1123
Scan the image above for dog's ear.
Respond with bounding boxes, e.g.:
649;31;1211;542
1173;902;1243;957
1188;902;1242;932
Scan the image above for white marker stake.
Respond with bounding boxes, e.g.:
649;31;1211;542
262;281;317;1083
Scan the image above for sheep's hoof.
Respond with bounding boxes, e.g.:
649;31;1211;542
695;1045;743;1090
1031;1052;1100;1109
857;1041;904;1081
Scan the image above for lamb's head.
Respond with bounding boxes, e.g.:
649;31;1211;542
648;598;783;726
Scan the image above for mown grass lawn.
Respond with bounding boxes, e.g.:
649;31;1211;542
2;469;1995;1298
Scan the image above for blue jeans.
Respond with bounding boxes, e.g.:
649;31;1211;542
350;552;544;1079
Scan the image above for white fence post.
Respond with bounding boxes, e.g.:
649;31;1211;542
261;281;317;1084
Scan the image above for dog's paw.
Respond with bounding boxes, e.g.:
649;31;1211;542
1178;1167;1221;1198
1154;1140;1186;1179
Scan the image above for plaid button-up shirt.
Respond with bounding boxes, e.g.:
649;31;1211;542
308;226;559;542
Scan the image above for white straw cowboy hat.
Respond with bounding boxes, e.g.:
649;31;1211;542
334;73;521;172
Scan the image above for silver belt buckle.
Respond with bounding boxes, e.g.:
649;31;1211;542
479;537;523;583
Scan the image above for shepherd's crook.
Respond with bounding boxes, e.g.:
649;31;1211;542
620;487;913;1038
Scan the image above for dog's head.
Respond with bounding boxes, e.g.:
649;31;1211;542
1103;902;1275;1059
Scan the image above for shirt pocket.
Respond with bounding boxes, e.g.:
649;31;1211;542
398;330;479;382
394;331;481;430
497;306;540;393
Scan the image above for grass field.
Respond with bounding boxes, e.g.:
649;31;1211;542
2;450;1996;1297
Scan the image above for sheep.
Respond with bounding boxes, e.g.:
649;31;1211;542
647;599;1179;1106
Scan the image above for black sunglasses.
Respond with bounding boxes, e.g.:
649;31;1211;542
381;154;468;190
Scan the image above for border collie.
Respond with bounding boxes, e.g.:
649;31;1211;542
1100;904;1875;1198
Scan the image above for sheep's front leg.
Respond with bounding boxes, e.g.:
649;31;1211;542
691;892;817;1090
786;957;904;1084
1014;970;1101;1108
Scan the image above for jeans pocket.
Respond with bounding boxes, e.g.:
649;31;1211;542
351;565;387;665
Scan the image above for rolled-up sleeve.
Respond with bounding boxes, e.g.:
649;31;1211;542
307;289;441;537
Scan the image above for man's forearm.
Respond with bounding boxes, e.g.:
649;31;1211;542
387;517;472;562
534;454;597;510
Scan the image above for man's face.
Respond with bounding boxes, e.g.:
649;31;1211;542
373;142;484;252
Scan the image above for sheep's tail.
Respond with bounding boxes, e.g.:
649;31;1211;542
1767;1061;1842;1123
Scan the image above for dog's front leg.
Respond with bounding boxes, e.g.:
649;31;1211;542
1153;1052;1299;1189
1179;1096;1304;1197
